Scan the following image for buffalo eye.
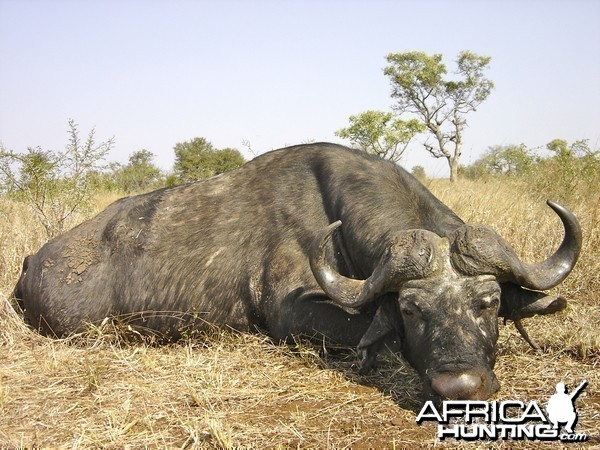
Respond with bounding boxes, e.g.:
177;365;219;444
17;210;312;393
478;295;500;312
399;290;430;321
400;303;428;321
401;307;415;317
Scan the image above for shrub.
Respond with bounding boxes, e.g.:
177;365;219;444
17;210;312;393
0;120;113;238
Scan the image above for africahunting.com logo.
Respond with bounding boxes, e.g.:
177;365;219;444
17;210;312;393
416;380;588;442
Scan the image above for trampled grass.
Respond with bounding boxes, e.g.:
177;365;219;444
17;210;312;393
1;179;598;448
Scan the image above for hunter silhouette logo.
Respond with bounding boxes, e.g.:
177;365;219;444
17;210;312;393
546;380;587;434
416;379;588;442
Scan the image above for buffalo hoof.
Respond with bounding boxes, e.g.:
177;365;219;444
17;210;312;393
358;347;379;374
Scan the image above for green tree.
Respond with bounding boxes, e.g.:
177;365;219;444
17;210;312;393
545;138;593;160
112;149;163;193
211;148;246;175
173;137;245;183
0;119;113;237
384;51;494;181
173;137;214;182
335;110;424;162
471;144;536;176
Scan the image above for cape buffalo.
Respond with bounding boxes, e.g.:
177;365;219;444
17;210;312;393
12;143;581;401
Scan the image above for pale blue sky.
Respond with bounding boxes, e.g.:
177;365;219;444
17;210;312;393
1;0;599;177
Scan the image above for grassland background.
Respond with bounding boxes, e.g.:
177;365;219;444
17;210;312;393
0;176;598;448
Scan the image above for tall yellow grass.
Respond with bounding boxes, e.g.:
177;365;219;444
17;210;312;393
0;181;598;448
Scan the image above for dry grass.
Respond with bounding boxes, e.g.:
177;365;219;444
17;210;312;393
1;181;599;448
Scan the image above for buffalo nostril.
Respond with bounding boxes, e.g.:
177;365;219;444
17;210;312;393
431;372;483;400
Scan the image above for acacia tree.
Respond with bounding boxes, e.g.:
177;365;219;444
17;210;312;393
384;51;494;181
335;110;424;162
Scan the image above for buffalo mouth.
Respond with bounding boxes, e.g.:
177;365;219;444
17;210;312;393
423;366;500;401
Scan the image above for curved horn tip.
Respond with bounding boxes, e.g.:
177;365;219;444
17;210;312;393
310;219;374;309
312;221;343;259
545;199;582;240
546;199;567;213
545;200;580;224
320;220;342;240
510;198;582;291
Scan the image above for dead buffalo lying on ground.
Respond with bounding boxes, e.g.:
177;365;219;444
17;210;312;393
13;143;581;401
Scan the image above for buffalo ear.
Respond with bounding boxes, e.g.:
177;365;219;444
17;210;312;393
357;296;402;374
499;283;567;320
499;283;567;350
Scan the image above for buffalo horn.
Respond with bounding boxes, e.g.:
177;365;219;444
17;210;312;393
309;221;437;309
508;200;582;291
451;200;581;291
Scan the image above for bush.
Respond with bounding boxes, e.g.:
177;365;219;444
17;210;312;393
529;140;599;205
0;120;113;238
462;139;599;205
110;150;164;193
173;137;245;183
